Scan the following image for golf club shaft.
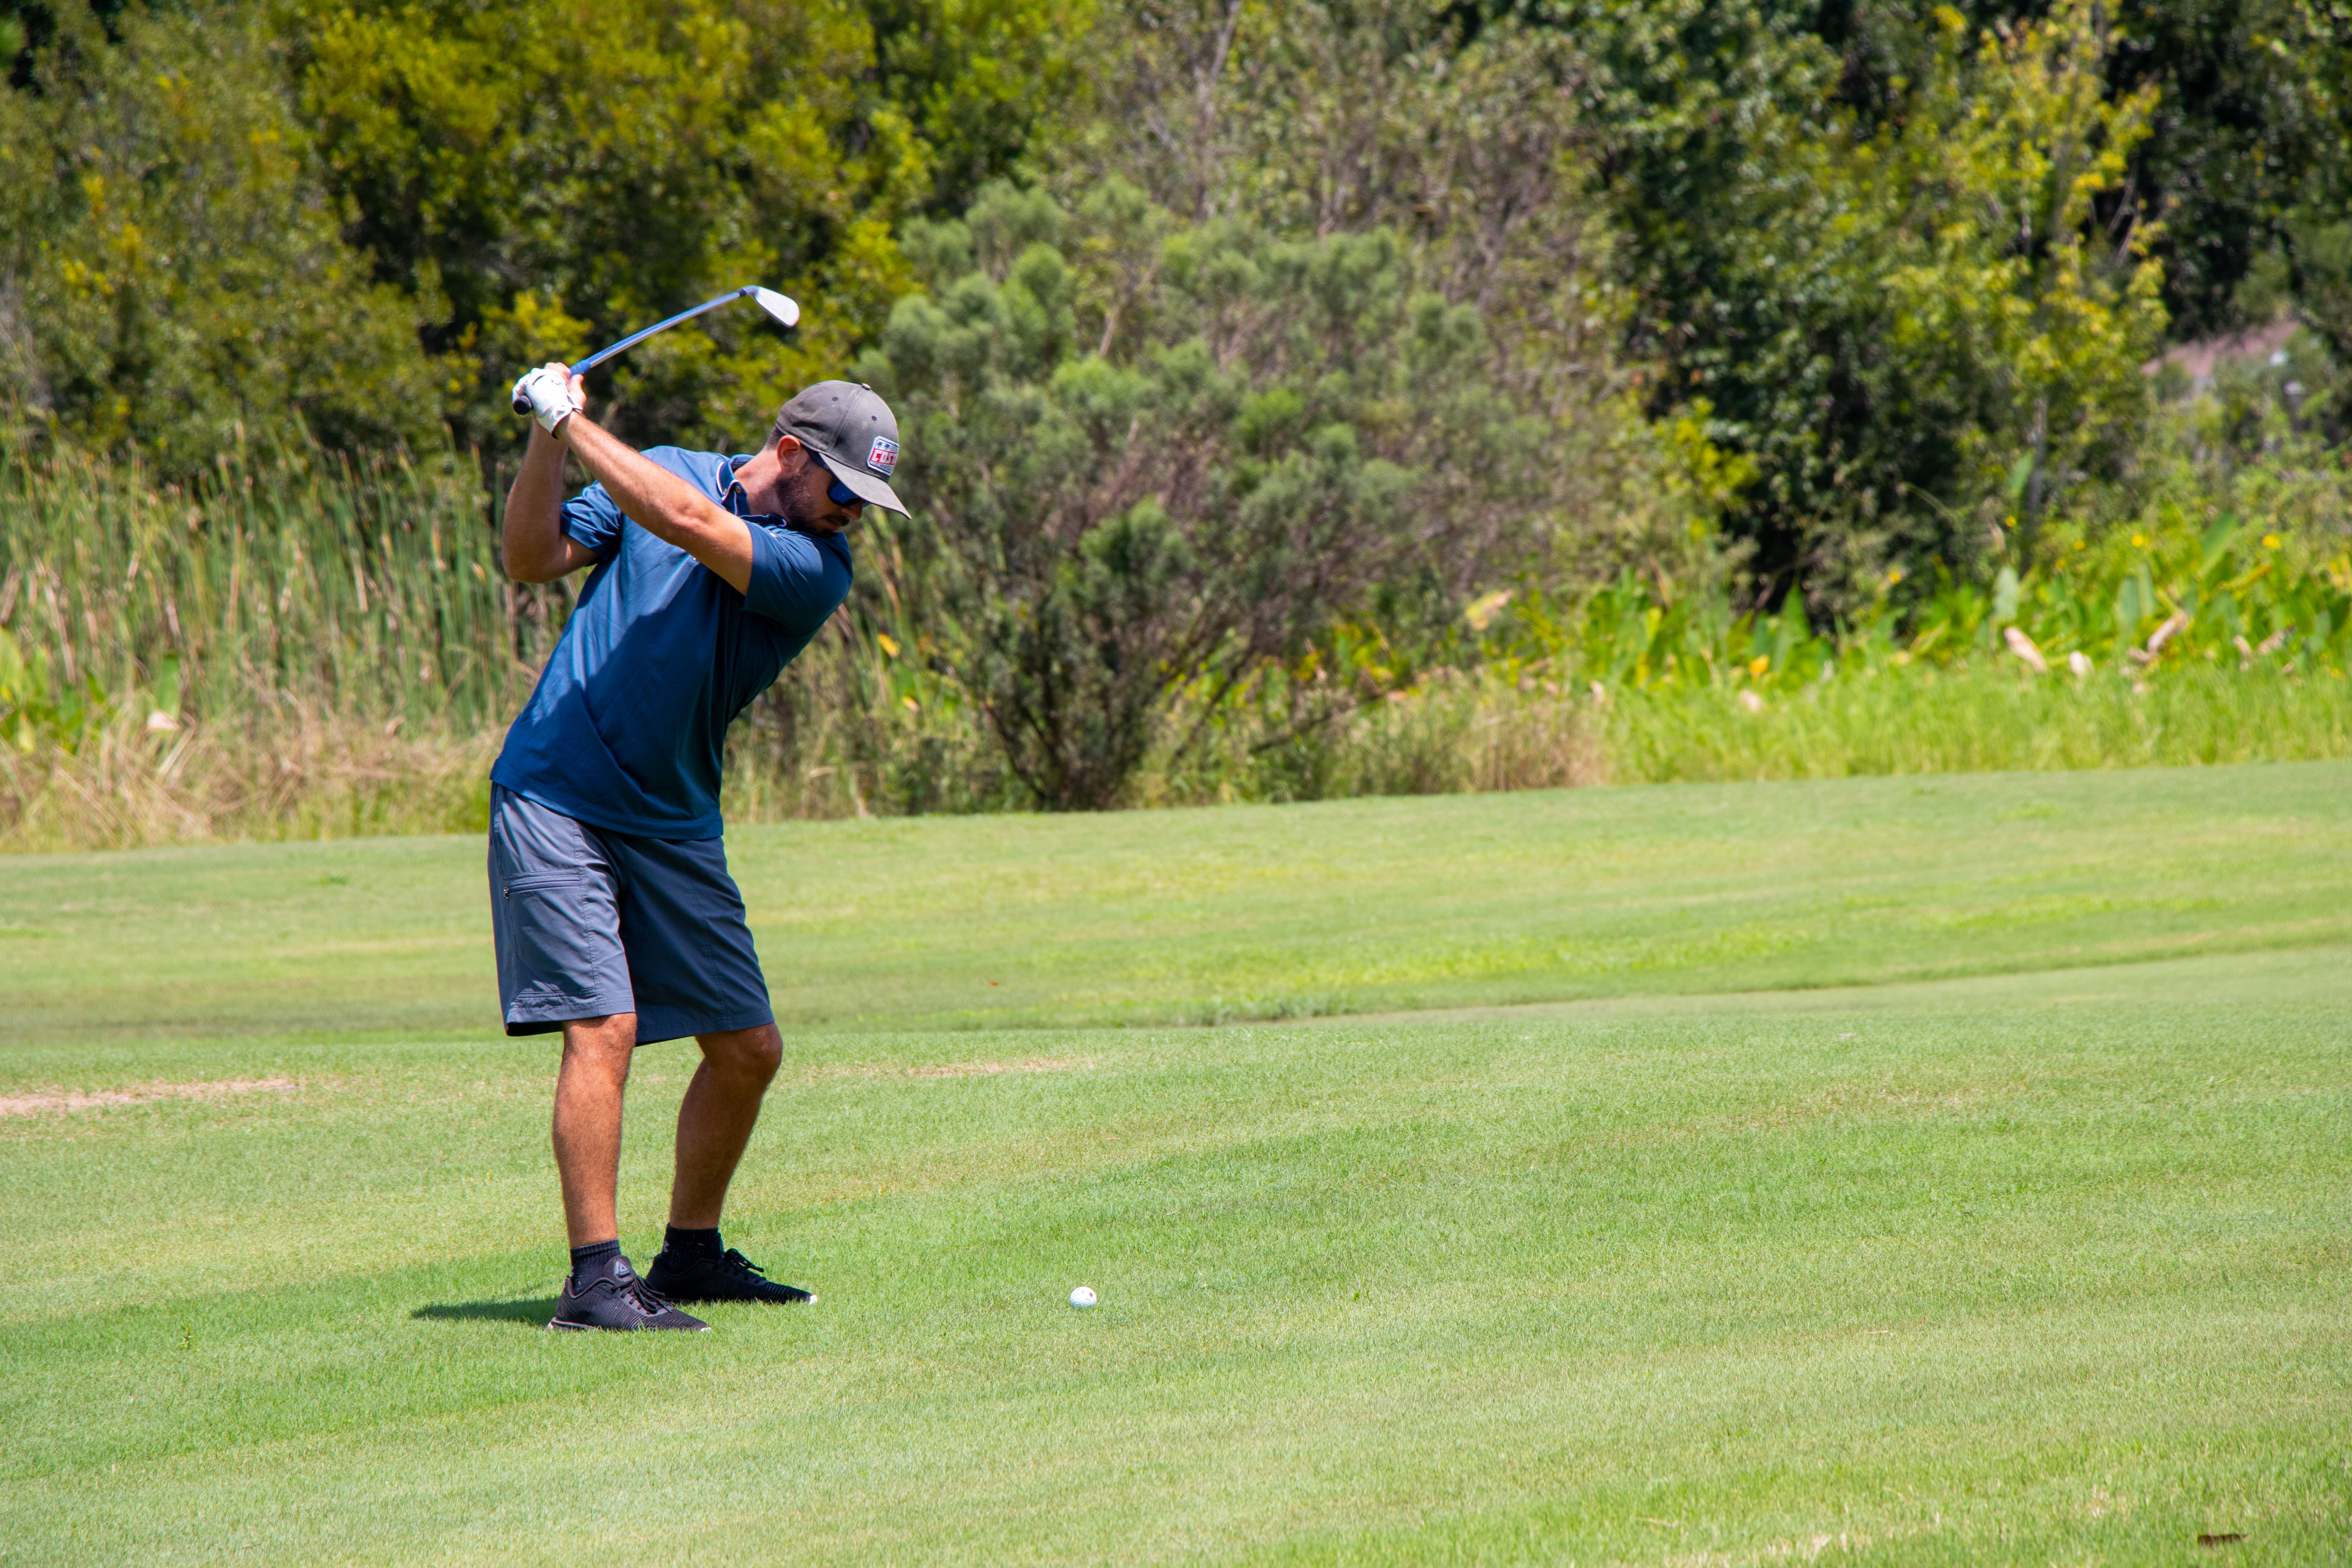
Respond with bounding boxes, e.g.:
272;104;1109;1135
576;286;764;377
509;286;761;413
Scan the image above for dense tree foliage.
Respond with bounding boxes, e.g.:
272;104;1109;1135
2;0;1088;466
290;0;1089;452
1606;2;2171;600
1426;0;2349;597
6;0;2340;478
0;4;439;464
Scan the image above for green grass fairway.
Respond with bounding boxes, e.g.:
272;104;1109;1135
2;765;2348;1563
5;761;2350;1046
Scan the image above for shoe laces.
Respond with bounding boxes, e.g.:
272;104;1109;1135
721;1248;768;1280
621;1276;677;1317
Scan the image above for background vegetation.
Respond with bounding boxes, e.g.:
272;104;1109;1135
1;0;2347;846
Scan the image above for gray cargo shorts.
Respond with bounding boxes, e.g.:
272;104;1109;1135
487;785;773;1045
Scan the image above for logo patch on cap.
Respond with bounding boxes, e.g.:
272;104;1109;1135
866;437;900;477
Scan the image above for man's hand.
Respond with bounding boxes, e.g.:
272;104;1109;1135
503;369;599;583
512;362;585;434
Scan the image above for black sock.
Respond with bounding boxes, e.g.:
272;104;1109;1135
664;1225;723;1259
569;1239;622;1290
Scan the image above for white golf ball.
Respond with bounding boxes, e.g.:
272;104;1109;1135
1069;1285;1097;1308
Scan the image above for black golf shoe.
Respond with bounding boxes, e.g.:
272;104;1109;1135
547;1254;710;1332
647;1245;816;1305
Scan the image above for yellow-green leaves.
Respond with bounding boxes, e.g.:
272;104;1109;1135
295;0;917;448
1;0;1094;469
0;5;440;470
1876;0;2167;546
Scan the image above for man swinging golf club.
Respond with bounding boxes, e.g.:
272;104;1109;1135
498;360;906;1331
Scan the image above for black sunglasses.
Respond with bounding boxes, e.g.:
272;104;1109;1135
805;456;860;507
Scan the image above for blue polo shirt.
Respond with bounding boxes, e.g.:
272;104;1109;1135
490;448;852;840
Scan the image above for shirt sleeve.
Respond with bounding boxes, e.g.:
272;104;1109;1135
561;482;626;561
744;525;851;629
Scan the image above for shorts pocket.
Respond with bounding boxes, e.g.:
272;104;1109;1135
502;871;583;899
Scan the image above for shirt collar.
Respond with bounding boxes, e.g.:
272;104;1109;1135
719;454;763;520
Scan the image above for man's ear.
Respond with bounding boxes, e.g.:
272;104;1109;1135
771;432;809;471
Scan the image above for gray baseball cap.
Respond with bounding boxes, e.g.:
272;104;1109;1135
774;381;907;515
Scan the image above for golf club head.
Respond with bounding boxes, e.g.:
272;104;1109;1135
750;287;800;328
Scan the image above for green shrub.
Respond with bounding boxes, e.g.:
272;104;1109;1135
860;181;1552;809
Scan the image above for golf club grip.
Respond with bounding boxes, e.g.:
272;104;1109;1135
510;346;610;417
511;332;665;414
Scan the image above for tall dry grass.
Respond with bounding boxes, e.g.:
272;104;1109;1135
6;633;2345;852
0;705;499;851
1135;667;1608;807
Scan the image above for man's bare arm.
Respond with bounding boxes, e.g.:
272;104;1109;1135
559;416;757;595
502;420;600;584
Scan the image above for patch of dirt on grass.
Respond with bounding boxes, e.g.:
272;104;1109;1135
0;1076;299;1118
822;1056;1094;1081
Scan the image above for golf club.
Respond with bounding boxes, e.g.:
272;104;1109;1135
509;285;799;413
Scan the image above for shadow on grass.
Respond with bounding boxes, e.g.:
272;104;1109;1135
412;1298;559;1327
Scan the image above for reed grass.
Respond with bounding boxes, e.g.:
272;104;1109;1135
0;436;556;849
4;439;2346;851
0;435;555;733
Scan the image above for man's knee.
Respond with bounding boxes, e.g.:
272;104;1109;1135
561;1014;639;1074
702;1023;783;1084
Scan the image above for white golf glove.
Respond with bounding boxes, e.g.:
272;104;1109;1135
511;363;584;435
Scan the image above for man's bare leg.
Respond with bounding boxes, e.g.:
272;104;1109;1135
669;1023;784;1227
552;1013;638;1246
648;1023;809;1303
